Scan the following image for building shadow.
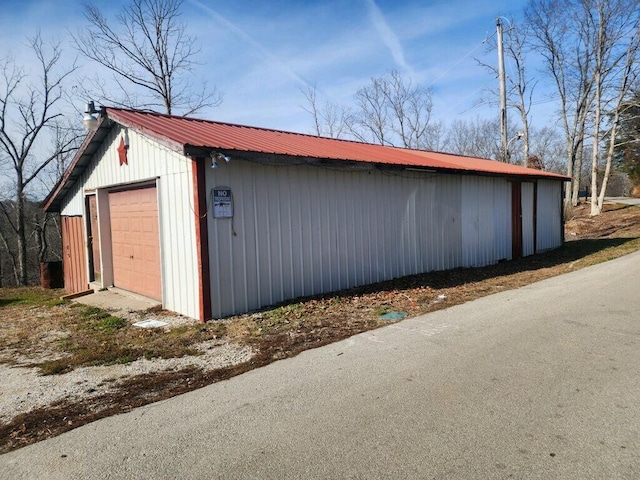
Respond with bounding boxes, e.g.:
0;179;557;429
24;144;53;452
263;237;638;310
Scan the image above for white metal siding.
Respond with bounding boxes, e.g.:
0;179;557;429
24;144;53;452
494;180;512;261
60;181;84;216
461;177;512;267
60;126;199;319
207;160;526;317
521;182;535;257
536;179;563;251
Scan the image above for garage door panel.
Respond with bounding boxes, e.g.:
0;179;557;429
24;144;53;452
142;217;155;233
109;186;162;300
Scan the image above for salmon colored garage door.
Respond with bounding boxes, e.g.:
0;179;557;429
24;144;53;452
109;186;162;300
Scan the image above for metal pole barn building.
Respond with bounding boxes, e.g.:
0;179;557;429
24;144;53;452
44;108;568;322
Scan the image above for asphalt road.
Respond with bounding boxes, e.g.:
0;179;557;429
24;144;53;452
3;251;640;479
605;197;640;206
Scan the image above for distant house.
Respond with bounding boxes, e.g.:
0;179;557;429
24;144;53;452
44;108;568;321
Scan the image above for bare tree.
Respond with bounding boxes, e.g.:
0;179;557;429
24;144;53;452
526;0;597;208
301;72;443;150
349;71;436;149
73;0;221;116
421;119;448;152
444;117;502;159
384;71;435;149
350;75;391;145
0;34;81;285
587;0;640;215
300;85;351;139
529;125;566;173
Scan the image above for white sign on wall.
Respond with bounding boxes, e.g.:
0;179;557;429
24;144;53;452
213;187;233;218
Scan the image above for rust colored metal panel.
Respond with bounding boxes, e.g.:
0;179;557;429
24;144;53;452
103;108;570;180
511;182;522;260
191;158;211;323
61;216;88;294
46;108;569;217
109;186;162;300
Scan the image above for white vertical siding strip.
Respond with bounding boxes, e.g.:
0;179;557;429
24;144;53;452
462;177;481;267
285;168;296;300
493;179;512;261
291;168;303;299
441;175;462;270
226;170;237;312
250;171;261;305
274;172;284;302
431;176;440;271
60;181;84;216
324;169;333;289
536;180;563;251
461;176;513;267
364;173;374;284
521;182;535;257
351;171;359;284
369;173;380;282
344;170;353;287
290;171;299;294
155;156;198;320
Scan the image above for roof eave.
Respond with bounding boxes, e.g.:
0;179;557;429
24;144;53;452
190;147;572;181
43;116;112;212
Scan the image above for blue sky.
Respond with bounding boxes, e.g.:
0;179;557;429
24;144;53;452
0;0;546;135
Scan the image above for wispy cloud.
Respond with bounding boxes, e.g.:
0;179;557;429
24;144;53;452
363;0;412;75
186;0;313;90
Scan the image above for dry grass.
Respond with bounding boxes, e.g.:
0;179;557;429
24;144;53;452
0;291;230;376
1;202;639;453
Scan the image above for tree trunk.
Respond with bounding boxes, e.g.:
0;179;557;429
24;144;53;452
16;185;28;285
571;141;584;206
590;65;602;216
35;213;45;263
590;155;601;216
564;136;575;208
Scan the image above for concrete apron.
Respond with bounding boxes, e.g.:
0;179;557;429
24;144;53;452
72;288;161;313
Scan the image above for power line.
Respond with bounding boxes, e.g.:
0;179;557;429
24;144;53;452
424;36;491;91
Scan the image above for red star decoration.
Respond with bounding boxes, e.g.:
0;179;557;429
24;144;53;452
117;137;129;166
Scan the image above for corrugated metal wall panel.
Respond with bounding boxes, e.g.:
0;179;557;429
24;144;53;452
61;216;88;294
60;126;200;320
160;171;200;319
208;161;481;317
536;179;563;251
461;177;511;267
60;183;84;216
493;180;512;261
521;182;535;257
427;175;462;271
461;177;486;267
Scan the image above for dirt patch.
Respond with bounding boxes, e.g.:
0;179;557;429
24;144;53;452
565;203;640;239
1;203;639;453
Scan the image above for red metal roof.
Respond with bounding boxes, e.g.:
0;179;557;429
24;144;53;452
44;108;569;212
106;108;569;180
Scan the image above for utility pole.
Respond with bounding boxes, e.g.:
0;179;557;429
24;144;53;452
496;18;508;162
